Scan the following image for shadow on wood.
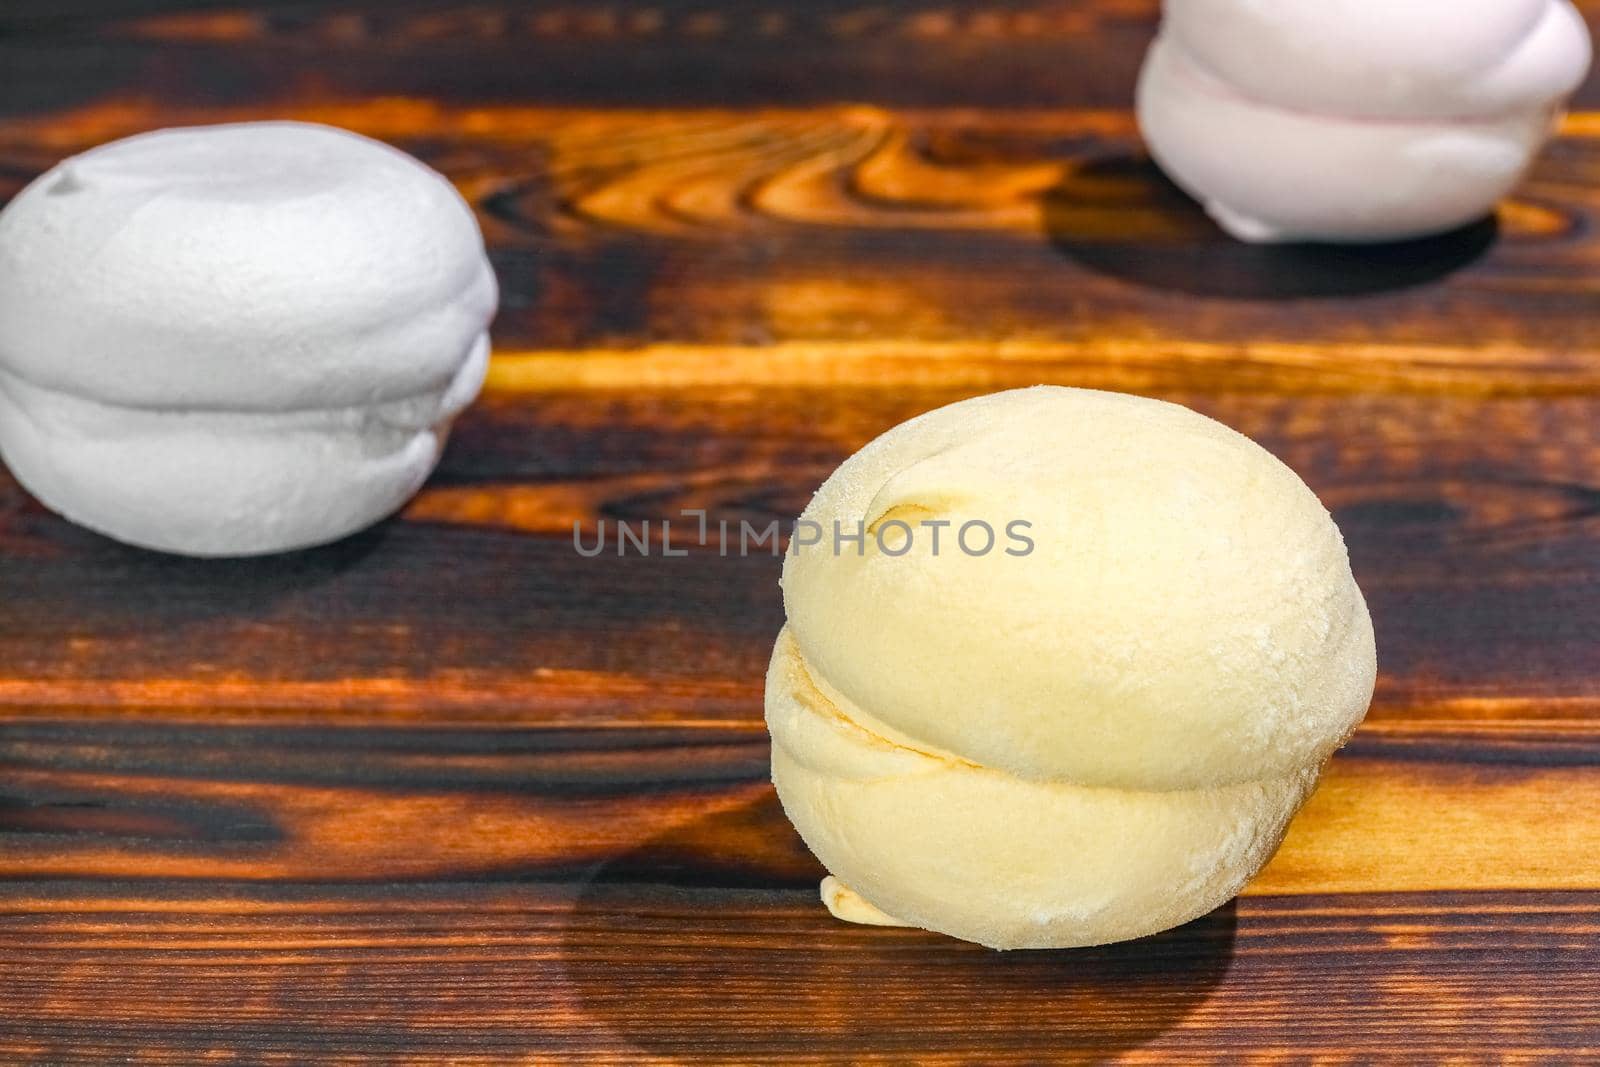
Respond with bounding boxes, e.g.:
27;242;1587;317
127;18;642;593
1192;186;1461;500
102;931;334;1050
0;503;398;615
1043;155;1500;300
561;792;1239;1060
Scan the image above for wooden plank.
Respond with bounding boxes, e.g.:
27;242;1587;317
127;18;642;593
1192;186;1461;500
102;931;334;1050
1;0;1597;113
0;885;1594;1062
3;104;1596;386
1;390;1595;721
0;716;1595;892
0;1;1212;116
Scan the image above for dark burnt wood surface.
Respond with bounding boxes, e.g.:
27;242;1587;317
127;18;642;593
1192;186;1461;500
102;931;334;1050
0;2;1597;1062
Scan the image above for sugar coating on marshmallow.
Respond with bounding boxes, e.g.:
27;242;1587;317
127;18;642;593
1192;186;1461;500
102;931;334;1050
1137;0;1592;243
0;122;497;555
766;387;1376;949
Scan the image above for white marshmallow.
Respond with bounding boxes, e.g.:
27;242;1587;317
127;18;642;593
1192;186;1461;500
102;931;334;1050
1136;0;1593;243
0;122;497;555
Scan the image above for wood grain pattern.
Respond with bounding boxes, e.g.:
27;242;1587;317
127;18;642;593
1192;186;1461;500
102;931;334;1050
3;390;1595;721
2;0;1598;112
4;101;1599;386
1;888;1597;1064
0;0;1597;1062
1;718;1598;893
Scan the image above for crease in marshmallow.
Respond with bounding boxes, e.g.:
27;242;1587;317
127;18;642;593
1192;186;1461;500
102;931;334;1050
766;387;1374;949
1136;0;1592;243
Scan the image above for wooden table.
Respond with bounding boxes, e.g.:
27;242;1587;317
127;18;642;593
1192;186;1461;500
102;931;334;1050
2;2;1597;1061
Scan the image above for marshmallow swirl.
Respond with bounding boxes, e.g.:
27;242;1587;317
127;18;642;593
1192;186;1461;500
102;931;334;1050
1137;0;1593;242
0;122;497;556
767;388;1376;949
